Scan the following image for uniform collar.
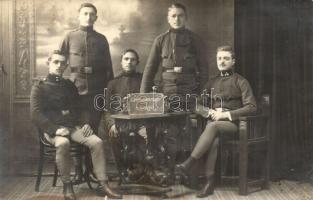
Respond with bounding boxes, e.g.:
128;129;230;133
46;74;63;83
117;70;138;78
220;70;233;77
169;27;186;34
79;26;94;32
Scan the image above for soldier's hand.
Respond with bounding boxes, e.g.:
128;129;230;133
109;124;119;138
211;111;228;121
55;127;70;136
81;124;94;137
207;109;215;118
138;127;148;143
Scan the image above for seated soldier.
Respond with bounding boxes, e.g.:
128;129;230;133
30;50;122;200
176;46;257;198
104;49;148;182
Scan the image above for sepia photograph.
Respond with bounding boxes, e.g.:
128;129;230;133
0;0;312;199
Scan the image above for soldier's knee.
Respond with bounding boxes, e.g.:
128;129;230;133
88;136;103;148
205;121;219;132
55;137;70;149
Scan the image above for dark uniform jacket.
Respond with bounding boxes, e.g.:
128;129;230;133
59;26;113;95
30;74;80;136
199;71;257;120
104;72;142;130
140;28;208;95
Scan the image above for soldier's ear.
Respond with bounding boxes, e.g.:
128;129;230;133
46;58;51;66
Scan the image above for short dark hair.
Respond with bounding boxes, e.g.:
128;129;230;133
78;2;97;14
47;50;66;65
168;3;187;17
217;45;235;59
120;49;140;64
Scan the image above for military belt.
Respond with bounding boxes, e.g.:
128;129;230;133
214;108;230;112
61;110;70;116
162;68;195;74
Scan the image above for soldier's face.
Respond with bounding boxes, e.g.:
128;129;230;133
121;52;138;72
78;7;97;27
48;54;67;76
216;51;235;71
167;8;187;29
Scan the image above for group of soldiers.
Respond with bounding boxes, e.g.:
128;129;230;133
30;2;257;200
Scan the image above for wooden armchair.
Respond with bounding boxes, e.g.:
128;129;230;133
216;95;271;195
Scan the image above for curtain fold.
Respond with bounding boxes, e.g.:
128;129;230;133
235;0;313;179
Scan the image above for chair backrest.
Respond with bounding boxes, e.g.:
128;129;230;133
246;94;271;139
258;94;271;116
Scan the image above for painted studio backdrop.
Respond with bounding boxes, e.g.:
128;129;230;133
35;0;232;78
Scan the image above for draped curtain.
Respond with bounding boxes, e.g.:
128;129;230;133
235;0;313;178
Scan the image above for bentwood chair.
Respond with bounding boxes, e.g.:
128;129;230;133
35;128;97;191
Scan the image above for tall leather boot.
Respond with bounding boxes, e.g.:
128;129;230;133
97;180;122;199
63;181;76;200
175;156;196;176
196;175;215;198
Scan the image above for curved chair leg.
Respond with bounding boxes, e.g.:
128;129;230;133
52;163;58;187
35;143;44;192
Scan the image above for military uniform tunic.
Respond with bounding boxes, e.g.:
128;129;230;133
59;26;113;95
103;72;146;179
140;28;208;96
30;74;108;182
191;71;257;177
104;72;143;129
201;71;257;120
30;74;79;136
58;26;113;133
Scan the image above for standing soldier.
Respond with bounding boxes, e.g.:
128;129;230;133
59;2;113;132
140;3;208;104
140;3;208;183
58;3;113;182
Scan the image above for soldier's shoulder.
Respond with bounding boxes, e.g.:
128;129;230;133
233;72;246;80
210;74;220;80
31;78;46;92
153;31;171;45
93;30;108;40
185;29;202;40
93;30;105;36
64;28;80;36
233;73;250;84
156;30;170;39
63;78;75;86
108;76;119;84
32;77;46;85
155;30;170;40
134;72;143;78
185;28;197;35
